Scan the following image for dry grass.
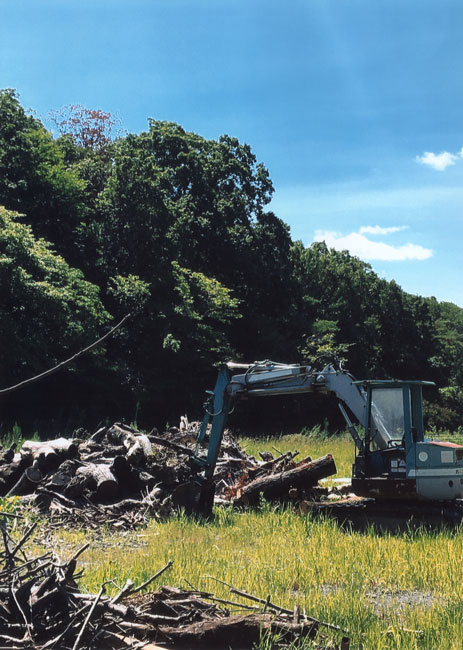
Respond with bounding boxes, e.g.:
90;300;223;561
239;430;354;479
47;506;463;650
7;432;463;649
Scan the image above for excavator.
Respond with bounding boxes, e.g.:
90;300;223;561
187;357;463;524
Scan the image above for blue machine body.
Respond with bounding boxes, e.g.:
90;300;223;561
190;360;463;510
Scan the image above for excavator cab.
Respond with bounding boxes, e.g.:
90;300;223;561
364;380;429;448
350;381;422;498
351;379;463;501
188;359;463;517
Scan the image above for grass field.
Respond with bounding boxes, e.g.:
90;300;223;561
239;430;355;480
12;432;463;649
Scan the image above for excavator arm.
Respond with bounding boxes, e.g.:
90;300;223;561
187;357;463;519
190;358;394;495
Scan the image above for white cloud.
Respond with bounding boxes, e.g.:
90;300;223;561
314;229;433;262
359;225;408;235
416;151;459;171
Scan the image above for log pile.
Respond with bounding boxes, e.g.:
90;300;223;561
0;519;349;649
0;422;337;528
151;422;337;509
229;454;336;507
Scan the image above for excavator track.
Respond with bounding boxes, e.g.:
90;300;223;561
195;359;463;519
309;497;463;532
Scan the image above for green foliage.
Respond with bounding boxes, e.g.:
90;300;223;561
292;241;384;374
165;262;241;361
293;242;438;381
425;386;463;431
162;332;181;353
172;262;239;323
108;274;150;313
0;89;86;260
65;118;283;419
0;206;110;387
429;301;463;385
300;319;353;363
1;423;40;449
2;88;463;431
0;496;23;517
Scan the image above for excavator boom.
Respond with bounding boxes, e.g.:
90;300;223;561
189;358;463;517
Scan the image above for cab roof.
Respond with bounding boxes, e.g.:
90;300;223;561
353;379;435;388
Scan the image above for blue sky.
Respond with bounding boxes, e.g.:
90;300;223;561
1;0;462;305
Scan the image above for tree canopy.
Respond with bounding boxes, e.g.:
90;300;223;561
1;88;462;433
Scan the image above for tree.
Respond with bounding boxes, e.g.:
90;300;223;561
0;89;86;263
429;301;463;386
71;120;287;420
292;242;383;373
50;104;121;153
291;242;440;381
0;206;111;428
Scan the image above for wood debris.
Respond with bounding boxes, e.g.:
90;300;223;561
0;518;349;649
0;422;337;529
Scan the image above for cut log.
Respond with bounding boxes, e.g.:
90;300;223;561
106;423;138;445
107;424;153;465
157;613;318;648
111;455;141;492
21;438;77;471
21;437;77;457
0;453;33;496
47;460;79;490
82;462;119;501
0;443;16;465
248;451;300;480
65;463;119;501
238;455;336;505
7;464;43;496
127;434;153;466
88;426;107;443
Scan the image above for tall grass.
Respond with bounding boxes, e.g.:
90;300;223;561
0;422;40;448
46;508;463;650
17;431;463;649
240;430;355;478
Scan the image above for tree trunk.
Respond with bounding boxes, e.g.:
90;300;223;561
65;462;119;501
238;455;336;505
157;613;317;648
21;438;77;471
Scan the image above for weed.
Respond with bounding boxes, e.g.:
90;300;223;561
1;423;40;448
17;431;463;649
239;430;354;479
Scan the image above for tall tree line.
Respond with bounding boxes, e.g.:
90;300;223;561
1;89;462;434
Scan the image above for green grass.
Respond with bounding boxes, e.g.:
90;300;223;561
0;422;40;449
41;507;463;650
239;430;355;479
13;431;463;649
